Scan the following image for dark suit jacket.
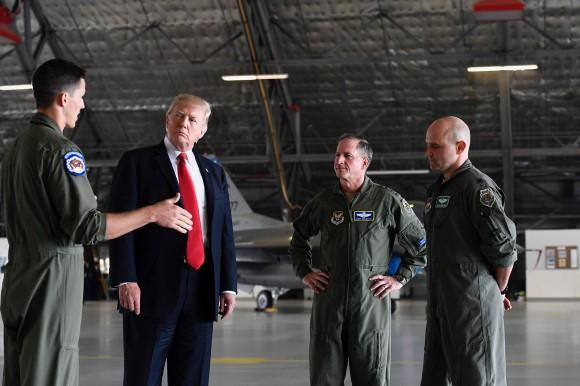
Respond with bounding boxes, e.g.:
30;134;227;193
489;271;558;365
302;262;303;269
108;142;237;320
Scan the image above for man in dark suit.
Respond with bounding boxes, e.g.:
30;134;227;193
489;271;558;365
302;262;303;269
109;94;237;386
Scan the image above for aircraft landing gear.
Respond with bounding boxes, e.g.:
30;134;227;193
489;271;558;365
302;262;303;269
256;290;274;310
251;286;288;311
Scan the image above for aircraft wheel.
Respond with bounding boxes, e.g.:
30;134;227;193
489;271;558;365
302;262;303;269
256;290;274;310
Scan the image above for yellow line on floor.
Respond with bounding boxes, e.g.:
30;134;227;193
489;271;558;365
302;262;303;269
80;355;122;360
211;357;306;365
79;356;580;369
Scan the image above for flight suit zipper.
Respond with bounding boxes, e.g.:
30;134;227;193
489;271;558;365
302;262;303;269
345;195;352;312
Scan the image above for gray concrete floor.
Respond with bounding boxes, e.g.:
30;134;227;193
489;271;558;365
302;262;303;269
2;298;580;385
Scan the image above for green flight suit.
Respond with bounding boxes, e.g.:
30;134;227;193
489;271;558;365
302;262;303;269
290;177;427;386
0;113;106;386
420;160;517;386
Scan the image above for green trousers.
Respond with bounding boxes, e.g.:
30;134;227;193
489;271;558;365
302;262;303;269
2;248;84;386
309;284;392;386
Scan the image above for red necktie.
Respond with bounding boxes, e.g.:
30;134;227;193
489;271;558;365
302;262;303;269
177;153;205;269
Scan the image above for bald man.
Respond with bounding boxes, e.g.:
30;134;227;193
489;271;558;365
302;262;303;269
420;116;517;386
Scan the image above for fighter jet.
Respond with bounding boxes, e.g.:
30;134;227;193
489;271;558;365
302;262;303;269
226;172;309;310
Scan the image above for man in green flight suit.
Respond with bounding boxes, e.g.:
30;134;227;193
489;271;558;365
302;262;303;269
290;133;427;386
420;116;517;386
0;59;193;386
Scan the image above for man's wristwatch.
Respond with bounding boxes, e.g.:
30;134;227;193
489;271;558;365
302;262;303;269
500;287;508;295
394;274;408;286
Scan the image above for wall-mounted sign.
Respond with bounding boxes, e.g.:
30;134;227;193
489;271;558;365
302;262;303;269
545;246;578;269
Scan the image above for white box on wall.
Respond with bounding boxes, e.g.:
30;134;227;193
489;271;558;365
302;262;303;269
525;229;580;299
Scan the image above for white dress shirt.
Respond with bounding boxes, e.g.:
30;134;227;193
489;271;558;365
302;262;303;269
163;136;208;245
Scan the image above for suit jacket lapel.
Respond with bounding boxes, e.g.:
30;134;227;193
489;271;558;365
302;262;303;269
153;142;179;194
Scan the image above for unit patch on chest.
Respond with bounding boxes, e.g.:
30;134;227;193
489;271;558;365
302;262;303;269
434;195;450;208
330;210;344;225
354;211;374;221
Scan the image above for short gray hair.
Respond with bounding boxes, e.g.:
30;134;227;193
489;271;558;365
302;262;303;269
338;133;373;163
167;94;212;123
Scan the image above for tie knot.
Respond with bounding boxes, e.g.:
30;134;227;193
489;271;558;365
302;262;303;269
178;152;188;163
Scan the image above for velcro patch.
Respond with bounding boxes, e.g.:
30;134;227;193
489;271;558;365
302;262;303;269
417;238;426;249
435;196;450;208
330;210;344;225
354;211;374;221
479;188;495;208
64;151;86;176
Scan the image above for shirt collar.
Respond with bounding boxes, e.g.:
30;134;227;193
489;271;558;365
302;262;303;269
438;159;472;185
332;175;374;195
31;113;62;135
163;136;194;165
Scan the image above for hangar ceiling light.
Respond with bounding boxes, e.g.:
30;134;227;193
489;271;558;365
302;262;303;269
367;169;430;176
467;64;538;72
0;84;32;91
221;74;288;81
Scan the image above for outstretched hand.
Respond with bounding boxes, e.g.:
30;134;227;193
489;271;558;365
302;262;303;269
152;193;193;233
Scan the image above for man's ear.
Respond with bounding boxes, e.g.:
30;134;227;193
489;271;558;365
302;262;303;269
200;124;208;138
362;157;370;170
55;92;67;107
456;140;467;154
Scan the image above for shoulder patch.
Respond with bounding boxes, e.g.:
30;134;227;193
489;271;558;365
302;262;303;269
479;188;495;208
64;151;86;176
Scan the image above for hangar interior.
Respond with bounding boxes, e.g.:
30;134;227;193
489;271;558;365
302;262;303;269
0;0;579;385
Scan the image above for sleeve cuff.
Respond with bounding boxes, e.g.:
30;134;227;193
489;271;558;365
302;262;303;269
97;211;107;242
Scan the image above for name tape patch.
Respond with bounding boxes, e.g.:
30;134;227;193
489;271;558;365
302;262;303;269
354;211;374;221
434;196;450;208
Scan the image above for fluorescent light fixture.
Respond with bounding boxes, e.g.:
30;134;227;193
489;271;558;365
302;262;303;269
467;64;538;73
367;169;430;176
0;84;33;91
221;73;288;81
